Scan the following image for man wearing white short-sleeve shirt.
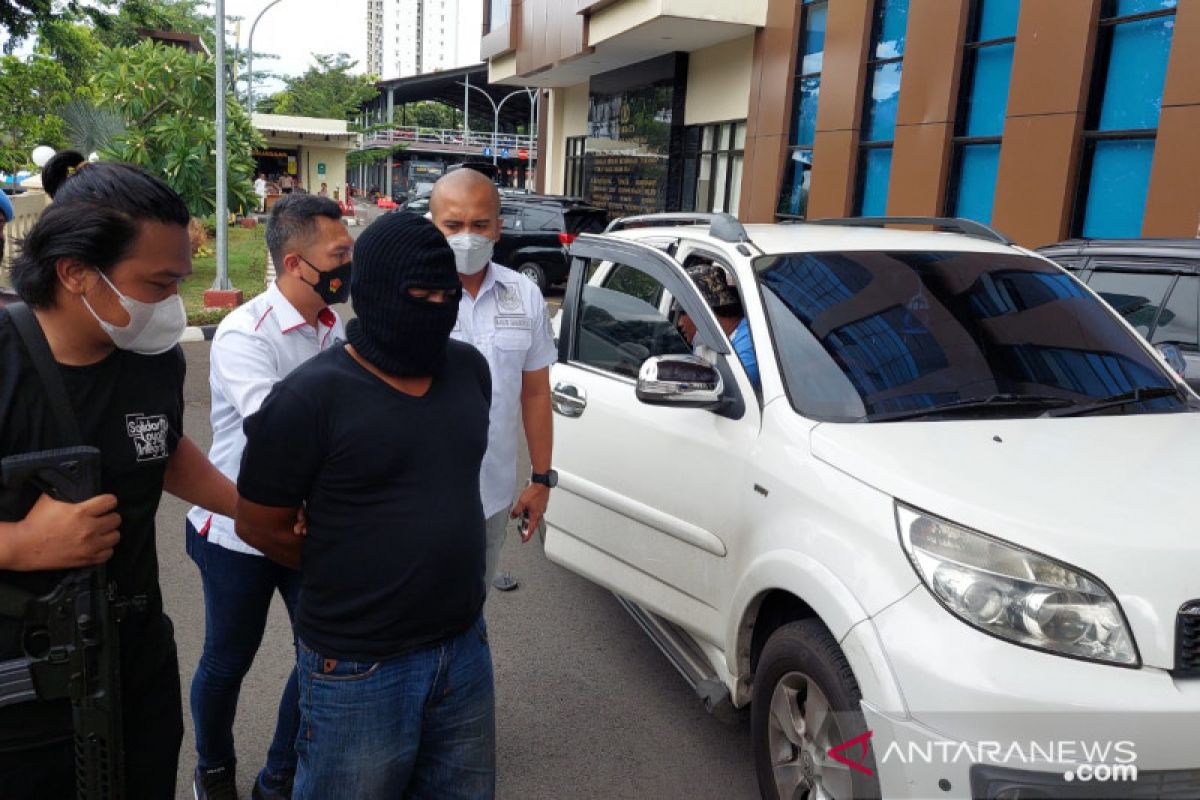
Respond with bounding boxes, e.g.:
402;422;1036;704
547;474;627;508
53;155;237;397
185;194;353;800
431;169;557;592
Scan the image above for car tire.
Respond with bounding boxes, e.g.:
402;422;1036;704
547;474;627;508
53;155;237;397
752;620;881;800
518;261;548;293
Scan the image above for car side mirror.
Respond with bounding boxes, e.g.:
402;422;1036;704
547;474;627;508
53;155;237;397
636;355;724;408
1155;342;1187;378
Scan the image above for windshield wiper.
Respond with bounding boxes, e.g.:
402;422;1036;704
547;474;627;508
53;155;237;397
868;394;1076;422
1041;386;1184;418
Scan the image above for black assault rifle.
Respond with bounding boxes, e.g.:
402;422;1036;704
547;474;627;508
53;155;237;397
0;446;128;799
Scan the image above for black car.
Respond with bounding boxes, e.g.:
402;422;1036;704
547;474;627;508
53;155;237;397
1038;238;1200;390
495;197;608;291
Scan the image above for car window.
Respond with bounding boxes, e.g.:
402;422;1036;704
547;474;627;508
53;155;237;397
602;264;665;308
575;262;691;379
757;251;1185;422
564;209;609;234
521;206;562;231
406;197;430;213
500;205;521;230
1085;270;1175;336
1151;275;1199;349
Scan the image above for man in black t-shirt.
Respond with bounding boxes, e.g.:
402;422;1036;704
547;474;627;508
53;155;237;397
237;212;495;799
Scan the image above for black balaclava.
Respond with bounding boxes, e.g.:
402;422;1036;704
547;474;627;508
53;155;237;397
346;212;462;377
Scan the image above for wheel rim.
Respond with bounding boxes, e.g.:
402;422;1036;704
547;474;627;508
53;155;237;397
767;671;855;800
520;265;540;282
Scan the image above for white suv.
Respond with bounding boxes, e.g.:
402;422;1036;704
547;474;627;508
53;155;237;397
545;214;1200;800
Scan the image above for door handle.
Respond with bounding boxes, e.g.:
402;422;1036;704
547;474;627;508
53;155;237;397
552;382;587;417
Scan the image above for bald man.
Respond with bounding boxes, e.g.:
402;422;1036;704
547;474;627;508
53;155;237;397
430;169;557;593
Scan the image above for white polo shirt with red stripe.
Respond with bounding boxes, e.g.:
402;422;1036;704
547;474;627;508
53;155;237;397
186;281;344;555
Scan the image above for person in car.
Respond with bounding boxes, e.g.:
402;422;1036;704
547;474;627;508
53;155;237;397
678;262;760;389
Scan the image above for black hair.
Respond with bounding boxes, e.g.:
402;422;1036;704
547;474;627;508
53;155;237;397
265;193;343;268
11;150;191;308
713;302;745;319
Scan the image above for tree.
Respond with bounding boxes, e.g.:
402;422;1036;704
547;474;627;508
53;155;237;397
58;100;126;156
0;53;70;180
90;0;211;49
93;41;263;217
0;0;106;41
260;53;378;124
405;102;458;130
34;18;102;92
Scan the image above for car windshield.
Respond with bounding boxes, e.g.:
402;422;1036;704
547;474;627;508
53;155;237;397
756;250;1190;422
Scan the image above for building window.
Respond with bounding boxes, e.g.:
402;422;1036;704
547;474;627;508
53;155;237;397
682;121;747;215
1073;0;1177;237
946;0;1020;224
564;136;586;198
488;0;511;32
778;0;826;218
854;0;909;216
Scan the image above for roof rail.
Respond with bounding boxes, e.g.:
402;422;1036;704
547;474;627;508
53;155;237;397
605;212;750;244
805;216;1014;245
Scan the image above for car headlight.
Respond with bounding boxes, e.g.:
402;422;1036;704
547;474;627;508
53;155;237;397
895;503;1138;667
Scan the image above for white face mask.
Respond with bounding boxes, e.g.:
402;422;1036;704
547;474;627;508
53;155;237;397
446;233;494;276
82;270;188;355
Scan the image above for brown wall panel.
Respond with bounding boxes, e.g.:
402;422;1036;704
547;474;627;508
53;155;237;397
1143;104;1200;237
1161;0;1200;107
991;114;1084;247
814;0;873;133
887;122;955;216
1006;0;1099;117
739;0;802;222
515;0;586;76
808;130;859;218
895;0;969;126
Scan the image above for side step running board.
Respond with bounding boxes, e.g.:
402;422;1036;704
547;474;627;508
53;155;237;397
612;594;742;724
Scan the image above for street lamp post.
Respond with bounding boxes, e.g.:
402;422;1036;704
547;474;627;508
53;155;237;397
247;0;285;112
213;0;231;292
458;83;537;167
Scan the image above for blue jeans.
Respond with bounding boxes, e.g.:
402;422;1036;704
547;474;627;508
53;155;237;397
186;520;302;782
294;617;495;800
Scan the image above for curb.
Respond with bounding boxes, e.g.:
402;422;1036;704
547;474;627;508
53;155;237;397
180;324;218;343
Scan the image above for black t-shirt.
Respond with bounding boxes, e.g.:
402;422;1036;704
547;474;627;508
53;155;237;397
0;309;184;751
238;342;491;662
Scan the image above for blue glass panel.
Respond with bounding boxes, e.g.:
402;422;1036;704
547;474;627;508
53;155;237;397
1081;138;1155;238
964;43;1013;136
952;143;1001;224
864;62;903;141
792;76;821;146
801;2;827;74
777;149;814;217
976;0;1021;41
1111;0;1176;18
858;148;893;216
874;0;909;58
1097;15;1174;131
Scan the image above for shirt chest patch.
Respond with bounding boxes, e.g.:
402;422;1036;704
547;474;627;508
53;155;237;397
494;283;525;315
125;413;170;462
494;316;533;330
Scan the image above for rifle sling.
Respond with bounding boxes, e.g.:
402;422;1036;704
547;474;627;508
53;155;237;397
7;302;84;447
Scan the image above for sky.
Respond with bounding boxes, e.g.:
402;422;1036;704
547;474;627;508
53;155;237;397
223;0;367;95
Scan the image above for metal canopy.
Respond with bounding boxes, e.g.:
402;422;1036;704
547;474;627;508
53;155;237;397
370;64;536;129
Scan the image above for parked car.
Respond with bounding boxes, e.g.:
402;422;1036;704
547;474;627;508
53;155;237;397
547;214;1200;800
1038;238;1200;391
495;197;608;292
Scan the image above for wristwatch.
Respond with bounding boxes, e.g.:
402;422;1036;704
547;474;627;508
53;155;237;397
530;469;558;488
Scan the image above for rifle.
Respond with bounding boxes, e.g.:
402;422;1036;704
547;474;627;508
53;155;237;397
0;446;128;799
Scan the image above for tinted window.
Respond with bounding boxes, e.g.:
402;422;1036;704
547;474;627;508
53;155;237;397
757;251;1183;422
500;205;520;230
1085;269;1174;335
576;265;690;379
521;206;561;231
1152;275;1199;348
564;209;608;234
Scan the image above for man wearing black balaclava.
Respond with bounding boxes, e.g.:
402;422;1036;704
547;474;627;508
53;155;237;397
235;212;496;799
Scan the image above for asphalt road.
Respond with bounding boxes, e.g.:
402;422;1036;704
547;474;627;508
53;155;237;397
161;213;756;798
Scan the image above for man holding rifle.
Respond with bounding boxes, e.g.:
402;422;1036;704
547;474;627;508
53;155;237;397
0;152;237;799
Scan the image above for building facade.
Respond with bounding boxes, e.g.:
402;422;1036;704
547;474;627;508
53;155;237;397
367;0;484;80
482;0;1198;247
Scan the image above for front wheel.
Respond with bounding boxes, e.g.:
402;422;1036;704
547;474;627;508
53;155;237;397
751;620;880;800
518;261;548;293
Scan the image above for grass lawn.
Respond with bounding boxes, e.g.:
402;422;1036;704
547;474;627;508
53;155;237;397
184;224;269;325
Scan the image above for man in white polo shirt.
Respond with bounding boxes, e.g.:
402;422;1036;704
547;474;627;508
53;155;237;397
431;168;557;592
186;194;353;800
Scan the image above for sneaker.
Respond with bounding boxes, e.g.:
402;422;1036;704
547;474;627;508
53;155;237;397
251;772;294;800
194;764;238;800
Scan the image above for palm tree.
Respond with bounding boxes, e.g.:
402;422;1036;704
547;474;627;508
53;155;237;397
58;100;126;156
